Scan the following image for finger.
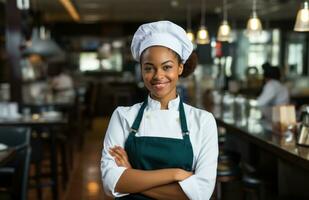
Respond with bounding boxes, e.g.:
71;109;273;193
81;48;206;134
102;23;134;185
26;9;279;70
111;148;127;160
109;148;120;156
109;149;124;161
114;145;123;149
114;157;124;167
115;156;127;166
111;152;124;163
114;146;129;159
108;149;115;156
118;147;128;156
109;147;122;154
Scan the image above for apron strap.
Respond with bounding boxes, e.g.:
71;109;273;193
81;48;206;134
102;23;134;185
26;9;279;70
179;98;189;134
130;99;147;133
130;97;189;135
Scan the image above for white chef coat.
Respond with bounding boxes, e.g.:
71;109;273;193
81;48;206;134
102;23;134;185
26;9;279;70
257;79;289;107
101;95;218;200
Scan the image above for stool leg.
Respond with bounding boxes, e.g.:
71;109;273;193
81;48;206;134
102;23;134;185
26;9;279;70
60;142;68;189
217;181;222;200
34;162;43;200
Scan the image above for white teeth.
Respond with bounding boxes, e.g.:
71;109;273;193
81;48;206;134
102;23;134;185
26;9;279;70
153;82;168;89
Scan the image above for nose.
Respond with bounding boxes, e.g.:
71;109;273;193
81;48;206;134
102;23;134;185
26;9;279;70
153;69;164;80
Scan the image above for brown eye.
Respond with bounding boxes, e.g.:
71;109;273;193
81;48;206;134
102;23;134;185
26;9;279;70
163;65;172;71
143;66;154;72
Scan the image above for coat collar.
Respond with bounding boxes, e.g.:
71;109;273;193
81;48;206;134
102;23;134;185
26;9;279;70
147;95;180;111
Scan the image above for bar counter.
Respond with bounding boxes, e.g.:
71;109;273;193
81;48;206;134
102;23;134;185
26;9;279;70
212;104;309;198
214;111;309;170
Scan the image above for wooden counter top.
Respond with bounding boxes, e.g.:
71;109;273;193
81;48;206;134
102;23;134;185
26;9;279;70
214;108;309;170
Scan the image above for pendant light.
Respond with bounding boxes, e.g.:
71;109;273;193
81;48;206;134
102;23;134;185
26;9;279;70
186;1;195;42
294;1;309;32
217;0;232;42
246;0;262;36
23;27;65;62
196;0;210;44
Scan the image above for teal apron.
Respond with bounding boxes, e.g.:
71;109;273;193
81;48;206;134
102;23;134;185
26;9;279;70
116;98;194;200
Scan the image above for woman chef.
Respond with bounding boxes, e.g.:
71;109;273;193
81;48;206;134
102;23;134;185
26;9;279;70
101;21;218;200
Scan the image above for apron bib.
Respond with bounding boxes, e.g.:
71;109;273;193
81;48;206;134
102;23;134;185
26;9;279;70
116;98;193;200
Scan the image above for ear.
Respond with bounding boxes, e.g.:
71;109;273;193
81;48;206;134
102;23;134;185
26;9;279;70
178;64;184;75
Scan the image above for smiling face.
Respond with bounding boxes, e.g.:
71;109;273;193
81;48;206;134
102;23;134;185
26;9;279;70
141;46;183;104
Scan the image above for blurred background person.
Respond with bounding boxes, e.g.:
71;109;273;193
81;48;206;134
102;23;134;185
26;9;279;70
48;63;75;101
257;63;289;120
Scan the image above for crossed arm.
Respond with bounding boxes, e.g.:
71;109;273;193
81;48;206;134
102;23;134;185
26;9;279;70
109;146;192;199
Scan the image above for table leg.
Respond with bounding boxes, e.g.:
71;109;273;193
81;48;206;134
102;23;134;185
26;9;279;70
50;128;59;200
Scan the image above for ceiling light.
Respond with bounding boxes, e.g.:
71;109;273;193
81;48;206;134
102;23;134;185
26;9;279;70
246;0;262;36
186;1;195;43
187;31;195;42
22;27;65;62
217;0;232;42
217;21;232;42
294;1;309;32
196;0;210;44
59;0;80;22
197;26;210;44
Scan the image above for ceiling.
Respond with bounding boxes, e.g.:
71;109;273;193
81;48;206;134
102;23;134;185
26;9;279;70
32;0;300;23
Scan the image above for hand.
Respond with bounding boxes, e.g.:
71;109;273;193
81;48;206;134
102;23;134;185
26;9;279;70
174;169;193;182
109;146;132;169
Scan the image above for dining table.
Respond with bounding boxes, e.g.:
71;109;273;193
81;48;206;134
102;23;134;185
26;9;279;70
0;114;68;200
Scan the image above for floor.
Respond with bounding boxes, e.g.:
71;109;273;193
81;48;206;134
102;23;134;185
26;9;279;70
28;117;112;200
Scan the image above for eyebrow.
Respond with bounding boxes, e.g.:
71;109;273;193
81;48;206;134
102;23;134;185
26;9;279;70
143;60;174;65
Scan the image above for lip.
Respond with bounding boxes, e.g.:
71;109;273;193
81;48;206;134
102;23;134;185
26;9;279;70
151;82;169;90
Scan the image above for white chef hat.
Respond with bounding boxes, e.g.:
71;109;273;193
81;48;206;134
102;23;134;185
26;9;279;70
131;21;193;64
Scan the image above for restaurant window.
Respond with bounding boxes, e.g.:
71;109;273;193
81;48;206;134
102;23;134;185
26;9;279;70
285;33;305;77
79;41;123;72
79;52;100;72
234;29;281;80
287;44;303;75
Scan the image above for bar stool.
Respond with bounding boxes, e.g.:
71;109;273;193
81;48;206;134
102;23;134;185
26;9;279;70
242;172;264;200
215;150;242;200
241;163;273;200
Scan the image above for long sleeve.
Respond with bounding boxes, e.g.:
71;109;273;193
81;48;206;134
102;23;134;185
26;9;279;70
178;114;218;200
257;81;277;107
100;107;129;197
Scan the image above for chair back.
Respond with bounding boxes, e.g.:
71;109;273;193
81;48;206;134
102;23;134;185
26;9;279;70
0;127;31;200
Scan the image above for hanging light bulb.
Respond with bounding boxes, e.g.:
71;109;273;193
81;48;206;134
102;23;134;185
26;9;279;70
246;0;262;36
217;21;232;41
187;31;195;42
197;26;210;44
217;0;232;42
196;0;210;44
294;1;309;32
186;1;195;42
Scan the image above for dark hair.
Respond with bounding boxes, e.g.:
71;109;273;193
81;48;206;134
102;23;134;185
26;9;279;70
262;63;281;80
175;51;198;78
